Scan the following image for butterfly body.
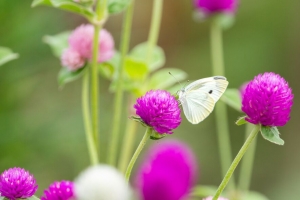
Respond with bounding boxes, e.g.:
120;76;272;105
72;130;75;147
178;76;228;124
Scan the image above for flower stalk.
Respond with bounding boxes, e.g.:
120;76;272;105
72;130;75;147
210;18;235;189
82;72;99;165
118;119;138;173
108;1;135;166
212;125;260;200
146;0;163;62
90;0;107;159
238;123;257;191
125;127;152;182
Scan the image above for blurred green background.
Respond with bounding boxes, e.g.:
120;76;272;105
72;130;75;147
0;0;300;199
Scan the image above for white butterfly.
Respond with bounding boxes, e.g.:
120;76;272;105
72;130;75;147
178;76;228;124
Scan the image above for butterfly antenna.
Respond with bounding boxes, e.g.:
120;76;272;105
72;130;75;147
183;80;190;88
169;72;183;88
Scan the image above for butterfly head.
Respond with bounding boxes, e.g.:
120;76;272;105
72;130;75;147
176;87;186;101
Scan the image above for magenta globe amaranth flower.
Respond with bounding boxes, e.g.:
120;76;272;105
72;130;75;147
134;90;181;134
0;167;38;200
41;181;75;200
242;72;293;126
135;140;198;200
194;0;238;16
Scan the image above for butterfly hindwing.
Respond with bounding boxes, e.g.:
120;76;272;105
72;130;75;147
184;76;228;102
180;90;215;124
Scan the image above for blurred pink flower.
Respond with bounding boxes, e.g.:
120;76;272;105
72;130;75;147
98;29;115;63
68;24;115;63
61;48;85;71
135;140;198;200
194;0;238;16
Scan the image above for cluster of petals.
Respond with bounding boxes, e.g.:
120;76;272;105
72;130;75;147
61;24;115;71
74;165;131;200
134;90;181;134
203;196;228;200
194;0;238;16
241;72;293;126
41;180;75;200
0;167;38;200
135;140;198;200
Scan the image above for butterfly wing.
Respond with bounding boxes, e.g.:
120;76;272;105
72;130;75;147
185;76;228;102
180;91;215;124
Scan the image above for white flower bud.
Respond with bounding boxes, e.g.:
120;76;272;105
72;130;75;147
74;165;131;200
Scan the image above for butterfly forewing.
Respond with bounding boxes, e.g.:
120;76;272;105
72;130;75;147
180;91;215;124
184;77;228;102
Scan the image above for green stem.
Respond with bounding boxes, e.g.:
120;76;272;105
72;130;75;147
146;0;163;62
238;123;258;191
95;0;107;21
210;18;235;189
90;0;107;159
212;125;260;200
82;71;99;165
210;19;225;75
125;127;152;182
118;118;138;173
91;24;101;155
108;1;135;166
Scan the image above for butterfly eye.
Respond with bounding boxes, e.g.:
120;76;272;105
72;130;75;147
209;90;213;94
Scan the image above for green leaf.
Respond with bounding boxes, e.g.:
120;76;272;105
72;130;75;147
150;132;166;140
261;126;284;145
148;68;187;90
0;47;19;66
236;116;248;126
241;191;269;200
43;31;71;58
27;196;41;200
99;63;114;79
130;42;165;72
221;88;242;112
32;0;94;20
190;185;218;197
58;66;86;87
107;0;131;14
99;51;121;80
124;57;148;81
32;0;51;7
109;78;141;95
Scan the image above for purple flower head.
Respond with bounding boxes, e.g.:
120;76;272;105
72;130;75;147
134;90;181;134
135;140;198;200
242;72;293;126
194;0;238;16
0;167;38;200
41;181;75;200
203;196;228;200
68;24;115;63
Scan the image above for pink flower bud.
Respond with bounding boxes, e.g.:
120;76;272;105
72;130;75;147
61;48;85;71
68;24;115;63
